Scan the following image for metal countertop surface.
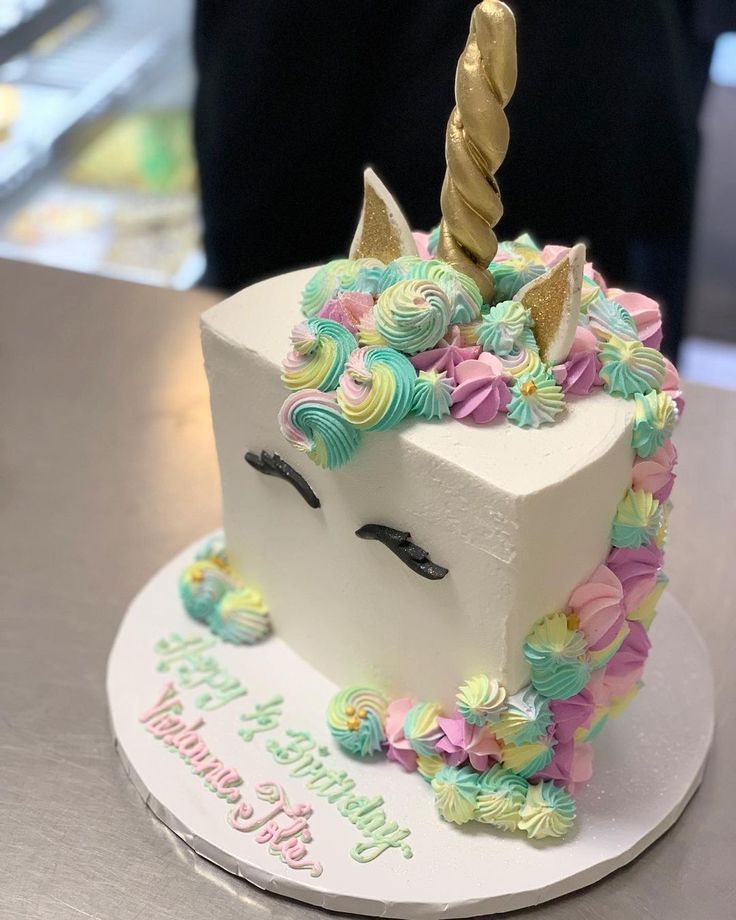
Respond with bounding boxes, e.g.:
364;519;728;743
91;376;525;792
1;259;734;920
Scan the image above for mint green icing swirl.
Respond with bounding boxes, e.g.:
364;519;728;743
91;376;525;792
611;488;660;549
518;781;576;839
337;346;416;431
427;225;440;256
589;297;640;342
599;336;666;398
501;736;556;778
377;256;425;291
282;317;357;392
374;279;452;354
494;687;553;745
279;389;361;469
477;300;535;357
209;587;271;645
404;701;444;757
507;367;565;428
411;370;453;420
431;765;480;825
456;674;507;725
327;686;388;758
300;258;384;317
179;560;236;623
524;612;591;700
632;391;678;457
474;765;529;830
378;257;483;321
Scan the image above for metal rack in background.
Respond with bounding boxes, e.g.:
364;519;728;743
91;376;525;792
0;0;181;197
0;0;92;64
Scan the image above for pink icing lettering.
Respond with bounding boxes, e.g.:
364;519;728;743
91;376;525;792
139;682;182;723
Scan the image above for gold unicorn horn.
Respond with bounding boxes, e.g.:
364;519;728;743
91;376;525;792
437;1;517;303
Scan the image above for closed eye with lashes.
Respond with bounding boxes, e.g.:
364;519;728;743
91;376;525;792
245;452;448;580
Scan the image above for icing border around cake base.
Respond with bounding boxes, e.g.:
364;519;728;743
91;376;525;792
107;535;713;920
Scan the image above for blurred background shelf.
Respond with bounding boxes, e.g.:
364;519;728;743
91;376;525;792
0;0;201;286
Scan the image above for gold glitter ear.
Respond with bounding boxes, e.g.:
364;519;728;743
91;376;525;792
518;243;585;365
349;167;418;263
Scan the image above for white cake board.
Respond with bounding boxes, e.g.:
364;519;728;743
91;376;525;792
107;535;714;919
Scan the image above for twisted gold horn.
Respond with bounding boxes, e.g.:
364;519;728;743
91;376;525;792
437;1;517;302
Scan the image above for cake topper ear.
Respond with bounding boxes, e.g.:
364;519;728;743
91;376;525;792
518;243;585;365
349;167;418;263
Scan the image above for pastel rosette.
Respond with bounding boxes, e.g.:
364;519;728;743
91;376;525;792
599;335;666;398
553;325;602;396
373;279;452;354
523;612;591;699
549;688;595;742
607;544;663;614
403;701;445;758
501;734;556;778
209;587;271;645
318;291;374;336
474;764;529;830
416;753;446;783
456;674;507;726
327;686;388;758
499;346;542;379
451;353;512;424
607;288;663;349
431;764;481;825
588;297;640;343
281;317;357;392
494;687;553;745
384;697;417;772
632;391;678;458
336;346;416;431
517;781;576;839
411;258;484;323
179;559;238;623
409;325;481;382
632;439;677;501
489;234;546;300
301;258;384;317
663;357;685;416
568;564;626;652
603;621;651;700
436;714;502;771
411;370;454;420
611;488;660;549
477;300;536;357
195;535;230;570
507;367;565;428
279;388;360;469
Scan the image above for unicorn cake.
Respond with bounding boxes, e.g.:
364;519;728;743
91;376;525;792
188;1;682;841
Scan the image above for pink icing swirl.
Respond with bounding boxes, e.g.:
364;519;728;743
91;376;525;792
533;737;575;784
606;544;663;614
602;621;651;699
436;714;502;771
607;289;663;350
409;326;481;382
318;292;374;336
412;231;432;260
553;325;602;395
632;439;677;502
549;688;595;743
663;357;685;416
451;353;512;424
384;697;417;772
568;564;626;651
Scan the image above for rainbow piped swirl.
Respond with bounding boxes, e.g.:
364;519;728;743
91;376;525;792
373;280;452;354
337;346;416;431
282;317;357;392
327;686;388;757
278;389;360;469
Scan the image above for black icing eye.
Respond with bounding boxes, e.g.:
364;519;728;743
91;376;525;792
355;524;448;581
245;451;320;509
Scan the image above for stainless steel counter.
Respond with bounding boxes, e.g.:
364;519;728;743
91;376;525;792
1;259;734;919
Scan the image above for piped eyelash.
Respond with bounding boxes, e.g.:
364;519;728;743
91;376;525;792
355;524;448;580
245;451;321;509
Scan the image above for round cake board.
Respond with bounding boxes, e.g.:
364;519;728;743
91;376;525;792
107;535;714;920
